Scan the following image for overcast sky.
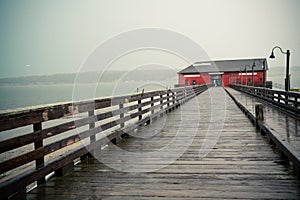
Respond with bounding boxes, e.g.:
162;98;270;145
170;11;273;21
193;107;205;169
0;0;299;78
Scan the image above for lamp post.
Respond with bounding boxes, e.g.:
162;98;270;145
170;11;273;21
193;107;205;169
262;60;266;88
269;46;291;91
245;65;250;86
239;68;242;84
252;61;256;86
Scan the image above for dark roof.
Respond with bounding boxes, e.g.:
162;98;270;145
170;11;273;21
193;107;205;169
178;58;268;74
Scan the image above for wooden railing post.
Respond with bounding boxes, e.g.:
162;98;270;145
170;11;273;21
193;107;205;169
138;99;142;121
119;103;125;128
167;91;170;112
33;122;45;185
285;93;289;105
160;94;164;117
0;86;212;199
255;103;264;130
175;91;180;107
171;91;175;108
151;96;154;115
87;110;96;156
88;110;96;143
160;94;163;110
271;91;275;101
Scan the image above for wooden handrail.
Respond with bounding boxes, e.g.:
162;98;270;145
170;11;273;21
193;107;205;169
0;85;208;199
230;84;300;117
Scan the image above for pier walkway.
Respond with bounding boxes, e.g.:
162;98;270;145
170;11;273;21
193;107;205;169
27;87;300;199
226;87;300;152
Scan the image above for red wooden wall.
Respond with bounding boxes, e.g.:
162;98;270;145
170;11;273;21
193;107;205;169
178;71;266;87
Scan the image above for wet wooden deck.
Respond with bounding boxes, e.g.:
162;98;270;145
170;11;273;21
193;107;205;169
28;87;300;199
226;87;300;152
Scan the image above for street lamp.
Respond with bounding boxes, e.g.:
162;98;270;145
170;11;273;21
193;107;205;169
269;46;291;91
252;61;256;86
245;65;250;86
262;60;266;88
239;67;243;84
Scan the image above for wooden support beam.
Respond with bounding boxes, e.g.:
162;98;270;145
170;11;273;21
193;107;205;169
255;103;264;130
0;85;209;199
33;122;45;185
55;161;74;177
138;99;142;121
119;103;125;128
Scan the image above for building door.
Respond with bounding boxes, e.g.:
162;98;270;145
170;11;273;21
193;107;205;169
211;75;222;86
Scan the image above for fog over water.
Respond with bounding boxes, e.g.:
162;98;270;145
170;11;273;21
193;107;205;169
0;65;299;111
0;1;299;110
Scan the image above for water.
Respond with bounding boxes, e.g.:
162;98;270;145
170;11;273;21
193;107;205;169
267;66;300;89
0;66;299;111
0;84;74;111
0;81;175;111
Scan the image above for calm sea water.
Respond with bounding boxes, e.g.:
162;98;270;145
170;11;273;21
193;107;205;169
267;66;300;89
0;81;175;111
0;66;299;111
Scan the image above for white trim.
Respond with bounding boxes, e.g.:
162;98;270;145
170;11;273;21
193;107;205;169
209;72;224;75
239;72;257;76
183;74;201;78
193;62;211;66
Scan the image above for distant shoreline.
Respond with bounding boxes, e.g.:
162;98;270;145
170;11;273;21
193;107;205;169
0;69;178;86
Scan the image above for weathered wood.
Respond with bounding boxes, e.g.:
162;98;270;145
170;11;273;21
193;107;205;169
138;99;142;121
0;88;202;173
27;87;300;199
255;103;264;122
0;145;90;199
255;103;264;130
55;162;74;177
227;87;300;179
33;122;45;186
0;85;208;199
119;103;125;129
230;84;300;117
150;97;154;116
0;116;92;154
0;87;194;132
0;147;45;174
88;110;96;144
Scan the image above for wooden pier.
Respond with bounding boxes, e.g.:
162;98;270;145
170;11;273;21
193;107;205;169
1;85;300;199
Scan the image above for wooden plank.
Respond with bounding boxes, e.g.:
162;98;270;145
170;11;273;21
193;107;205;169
0;147;44;174
33;122;45;185
230;84;300;117
0;115;92;153
0;86;195;132
1;85;208;199
27;87;300;199
0;90;184;173
226;87;300;178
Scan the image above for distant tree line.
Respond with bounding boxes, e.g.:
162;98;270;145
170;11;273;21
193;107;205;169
0;69;177;85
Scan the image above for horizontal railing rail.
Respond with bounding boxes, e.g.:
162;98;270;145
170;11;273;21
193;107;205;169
0;85;208;199
230;84;300;117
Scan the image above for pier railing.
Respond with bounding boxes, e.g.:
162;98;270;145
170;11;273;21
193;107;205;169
230;84;300;117
0;85;207;199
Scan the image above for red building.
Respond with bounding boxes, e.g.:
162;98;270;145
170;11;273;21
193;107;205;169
178;58;268;87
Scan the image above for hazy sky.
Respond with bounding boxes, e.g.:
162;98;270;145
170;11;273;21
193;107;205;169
0;0;299;78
